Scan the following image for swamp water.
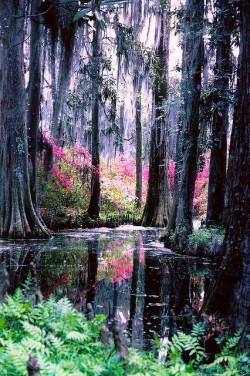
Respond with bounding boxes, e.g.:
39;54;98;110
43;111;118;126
0;225;215;349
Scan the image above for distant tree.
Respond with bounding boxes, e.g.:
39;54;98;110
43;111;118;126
202;0;250;347
141;0;171;227
0;0;50;238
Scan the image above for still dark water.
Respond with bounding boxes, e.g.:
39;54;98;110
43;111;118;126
0;225;215;349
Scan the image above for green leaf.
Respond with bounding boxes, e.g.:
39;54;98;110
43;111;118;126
73;8;92;22
73;0;128;22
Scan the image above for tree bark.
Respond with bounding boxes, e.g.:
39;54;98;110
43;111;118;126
27;0;42;208
87;0;102;219
42;0;78;142
206;0;232;226
141;3;171;227
175;0;204;242
0;1;50;239
135;78;143;209
201;0;250;347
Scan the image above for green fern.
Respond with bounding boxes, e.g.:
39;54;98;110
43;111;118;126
46;332;65;349
21;320;43;339
0;287;248;376
21;273;33;294
66;331;88;342
191;323;205;339
221;330;242;354
170;331;205;364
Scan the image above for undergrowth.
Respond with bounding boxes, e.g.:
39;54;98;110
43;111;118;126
0;287;249;375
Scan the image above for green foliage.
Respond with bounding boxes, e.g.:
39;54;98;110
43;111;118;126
0;291;248;375
162;324;249;376
0;290;167;375
167;323;205;371
188;227;225;249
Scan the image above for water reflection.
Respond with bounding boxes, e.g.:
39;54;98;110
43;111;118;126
0;226;214;349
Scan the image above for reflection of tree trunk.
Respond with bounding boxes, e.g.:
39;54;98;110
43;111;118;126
168;259;194;333
128;244;140;332
86;240;99;305
0;254;9;303
143;251;168;347
112;282;118;320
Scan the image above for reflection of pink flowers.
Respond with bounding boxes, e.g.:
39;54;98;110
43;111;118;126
99;255;133;283
98;242;134;283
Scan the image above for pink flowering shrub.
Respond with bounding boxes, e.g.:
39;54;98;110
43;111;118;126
193;158;209;216
39;132;92;214
101;155;176;214
100;155;142;213
39;132;208;219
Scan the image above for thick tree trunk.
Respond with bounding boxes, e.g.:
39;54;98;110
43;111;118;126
201;1;250;347
206;0;232;226
88;0;102;219
175;0;204;243
141;3;171;227
0;1;50;239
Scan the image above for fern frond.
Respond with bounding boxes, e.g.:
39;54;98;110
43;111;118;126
191;323;205;339
21;273;33;295
208;355;236;367
57;297;74;314
21;320;43;340
21;337;45;353
66;331;88;342
30;304;50;326
0;346;28;375
222;330;242;354
46;333;64;349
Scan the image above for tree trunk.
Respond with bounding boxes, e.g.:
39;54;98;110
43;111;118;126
27;0;42;208
44;0;78;142
88;0;102;219
135;78;143;209
206;0;232;226
141;3;171;227
165;118;183;234
201;1;250;347
175;0;204;243
0;1;50;239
